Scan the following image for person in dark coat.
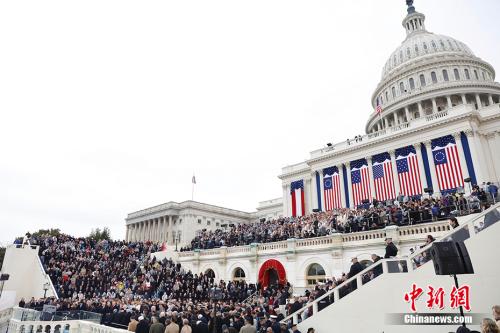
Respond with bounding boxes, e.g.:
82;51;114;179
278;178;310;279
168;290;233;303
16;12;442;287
384;237;400;273
347;257;364;291
135;316;150;333
193;315;209;333
384;238;398;258
371;254;383;277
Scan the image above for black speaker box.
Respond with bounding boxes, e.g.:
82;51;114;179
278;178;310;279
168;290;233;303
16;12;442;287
430;241;474;275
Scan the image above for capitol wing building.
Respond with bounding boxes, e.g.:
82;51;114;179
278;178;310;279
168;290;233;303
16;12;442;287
280;4;500;216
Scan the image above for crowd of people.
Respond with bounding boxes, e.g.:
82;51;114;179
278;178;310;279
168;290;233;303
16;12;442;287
182;190;494;251
21;234;304;332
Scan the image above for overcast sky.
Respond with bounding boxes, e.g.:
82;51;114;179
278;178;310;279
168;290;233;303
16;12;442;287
1;0;499;244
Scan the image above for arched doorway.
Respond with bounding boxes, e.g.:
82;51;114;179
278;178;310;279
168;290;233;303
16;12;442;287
205;269;215;279
258;259;286;289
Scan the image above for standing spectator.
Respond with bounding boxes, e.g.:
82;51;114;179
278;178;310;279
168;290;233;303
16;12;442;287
149;317;165;333
239;316;256;333
480;318;499;333
136;316;149;333
347;257;364;291
384;238;398;258
180;319;192;333
165;317;180;333
493;305;500;327
128;316;139;332
488;182;498;203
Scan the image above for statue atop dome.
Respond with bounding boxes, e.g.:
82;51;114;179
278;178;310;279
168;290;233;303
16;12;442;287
406;0;416;14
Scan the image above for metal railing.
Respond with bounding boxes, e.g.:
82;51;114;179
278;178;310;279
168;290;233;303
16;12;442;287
280;202;500;325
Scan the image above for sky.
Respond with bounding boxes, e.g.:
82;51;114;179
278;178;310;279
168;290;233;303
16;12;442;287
1;0;499;244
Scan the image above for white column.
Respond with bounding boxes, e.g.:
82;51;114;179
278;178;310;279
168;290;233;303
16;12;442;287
125;225;130;241
424;141;440;194
417;101;423;117
389;150;401;197
338;165;347;208
319;171;325;211
453;132;470;192
366;157;376;201
346;163;354;208
311;172;319;211
282;184;289;217
465;130;486;184
485;132;500;184
404;106;411;122
393;111;398;126
168;216;173;244
461;94;467;105
447;96;452;109
431;98;438;113
306;177;313;214
384;117;389;128
488;94;494;106
475;94;482;109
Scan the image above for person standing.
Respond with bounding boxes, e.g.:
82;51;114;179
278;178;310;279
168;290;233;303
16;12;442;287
180;319;192;333
384;237;399;273
149;317;165;333
128;316;139;332
165;317;180;333
239;316;256;333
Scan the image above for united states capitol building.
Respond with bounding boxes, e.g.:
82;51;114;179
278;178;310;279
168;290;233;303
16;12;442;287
2;2;500;333
123;0;500;276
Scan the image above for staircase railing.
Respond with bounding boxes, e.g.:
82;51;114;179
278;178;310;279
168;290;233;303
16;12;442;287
280;202;500;325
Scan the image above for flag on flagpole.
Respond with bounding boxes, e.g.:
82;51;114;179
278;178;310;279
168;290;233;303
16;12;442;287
376;97;382;116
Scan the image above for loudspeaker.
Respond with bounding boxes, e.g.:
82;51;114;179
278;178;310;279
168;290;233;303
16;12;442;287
362;199;370;204
0;274;9;281
430;241;474;275
464;177;471;183
424;187;433;193
312;208;320;213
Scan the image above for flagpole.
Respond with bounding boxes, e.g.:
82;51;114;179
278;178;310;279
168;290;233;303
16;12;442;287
192;182;194;201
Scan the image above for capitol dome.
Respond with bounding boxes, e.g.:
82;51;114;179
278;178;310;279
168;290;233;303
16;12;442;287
366;1;499;134
381;31;475;80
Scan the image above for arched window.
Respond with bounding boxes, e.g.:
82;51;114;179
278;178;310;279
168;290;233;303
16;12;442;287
464;69;470;80
431;40;437;50
414;44;419;55
423;42;428;52
385;91;389;102
399;82;405;94
420;74;426;87
406;47;411;58
439;40;445;49
409;78;415;90
474;70;479;80
431;71;437;83
392;86;396;98
399;50;403;62
482;71;486;80
442;69;449;81
307;264;326;286
454;68;460;80
233;268;246;282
